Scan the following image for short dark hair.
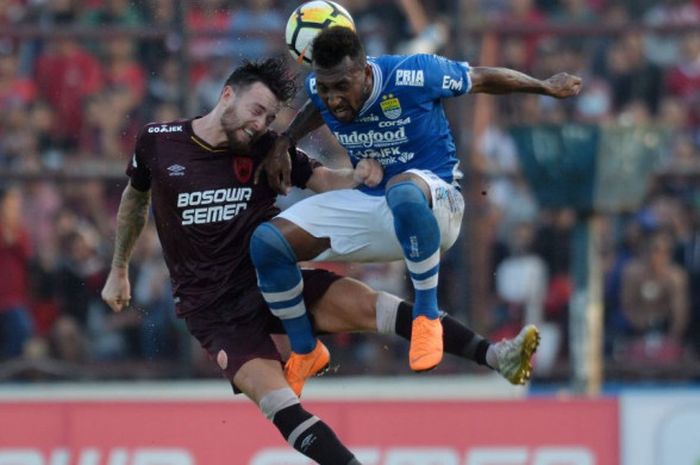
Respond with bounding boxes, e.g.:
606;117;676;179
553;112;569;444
312;26;365;68
225;57;297;103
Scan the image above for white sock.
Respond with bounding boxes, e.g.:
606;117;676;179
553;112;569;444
485;344;499;370
375;292;401;334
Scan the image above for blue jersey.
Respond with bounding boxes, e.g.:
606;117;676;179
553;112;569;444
305;54;472;195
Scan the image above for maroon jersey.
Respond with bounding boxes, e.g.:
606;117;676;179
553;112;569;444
126;119;320;317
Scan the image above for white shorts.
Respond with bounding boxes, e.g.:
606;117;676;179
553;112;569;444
277;169;465;262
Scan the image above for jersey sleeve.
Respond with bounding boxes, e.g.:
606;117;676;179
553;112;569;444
417;54;472;99
304;73;325;111
126;125;153;192
291;147;322;189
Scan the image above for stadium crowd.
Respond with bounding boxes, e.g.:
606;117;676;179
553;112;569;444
1;0;700;382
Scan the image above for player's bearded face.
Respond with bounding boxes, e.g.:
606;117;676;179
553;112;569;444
221;83;281;153
315;58;370;123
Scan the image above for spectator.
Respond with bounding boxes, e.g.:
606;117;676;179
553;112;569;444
619;229;689;362
146;56;181;110
141;0;179;70
492;221;549;338
0;47;36;109
497;0;546;69
35;37;103;149
643;0;700;66
186;0;234;81
666;31;700;126
606;31;664;114
103;37;147;103
0;185;33;360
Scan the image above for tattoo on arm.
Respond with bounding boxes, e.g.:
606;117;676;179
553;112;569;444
111;184;151;269
470;67;548;95
285;100;324;143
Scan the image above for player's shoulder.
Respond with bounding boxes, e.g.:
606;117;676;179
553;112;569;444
140;119;189;138
379;53;459;77
135;119;191;157
378;54;436;90
371;54;407;67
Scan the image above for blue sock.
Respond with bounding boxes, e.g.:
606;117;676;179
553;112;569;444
250;223;316;354
386;182;441;320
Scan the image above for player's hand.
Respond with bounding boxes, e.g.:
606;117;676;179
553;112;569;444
544;72;582;99
101;266;131;312
353;159;383;188
255;135;292;195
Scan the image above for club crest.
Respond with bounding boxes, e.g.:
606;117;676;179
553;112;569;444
233;157;253;183
380;94;402;120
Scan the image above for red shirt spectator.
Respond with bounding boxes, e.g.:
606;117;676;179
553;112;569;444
0;224;30;311
104;37;146;102
35;38;103;144
497;0;547;69
666;31;700;125
186;0;233;81
666;33;700;97
0;188;30;311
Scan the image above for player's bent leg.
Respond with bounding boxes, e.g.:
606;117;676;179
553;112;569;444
386;176;443;372
376;293;491;365
250;222;316;354
310;277;378;334
250;223;327;393
251;220;334;396
374;294;540;385
234;358;361;465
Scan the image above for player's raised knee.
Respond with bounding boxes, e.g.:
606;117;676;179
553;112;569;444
386;181;428;210
250;222;298;269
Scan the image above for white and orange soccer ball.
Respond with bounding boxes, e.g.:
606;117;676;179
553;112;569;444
285;1;356;66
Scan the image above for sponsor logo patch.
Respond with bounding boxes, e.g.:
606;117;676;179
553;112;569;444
148;124;183;134
396;69;424;87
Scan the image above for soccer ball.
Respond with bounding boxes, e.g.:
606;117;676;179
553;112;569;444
285;1;355;66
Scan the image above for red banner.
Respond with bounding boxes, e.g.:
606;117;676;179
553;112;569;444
0;399;618;465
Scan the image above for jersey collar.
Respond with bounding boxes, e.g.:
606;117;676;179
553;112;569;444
187;118;227;153
358;59;382;117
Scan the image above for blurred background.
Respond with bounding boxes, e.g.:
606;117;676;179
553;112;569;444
1;0;700;392
3;1;700;464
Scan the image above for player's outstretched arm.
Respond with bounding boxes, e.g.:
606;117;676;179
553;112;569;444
284;98;326;143
306;158;383;192
101;183;151;312
255;100;325;195
469;67;582;98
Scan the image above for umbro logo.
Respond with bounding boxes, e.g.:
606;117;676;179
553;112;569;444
167;164;185;176
299;434;317;452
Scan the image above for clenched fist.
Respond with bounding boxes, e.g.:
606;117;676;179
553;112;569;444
545;72;583;99
353;158;384;188
101;266;131;312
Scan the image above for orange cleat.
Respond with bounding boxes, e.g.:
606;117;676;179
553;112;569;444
284;339;330;397
409;315;443;372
